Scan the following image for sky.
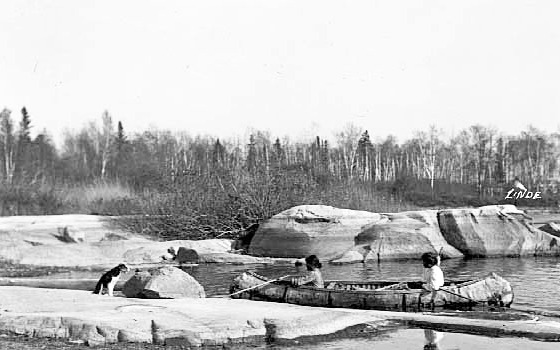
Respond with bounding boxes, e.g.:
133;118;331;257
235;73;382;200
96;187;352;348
1;0;560;146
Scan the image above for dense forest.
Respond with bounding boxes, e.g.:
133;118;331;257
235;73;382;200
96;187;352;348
1;106;559;239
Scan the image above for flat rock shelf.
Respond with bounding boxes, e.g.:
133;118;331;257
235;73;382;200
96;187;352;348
1;287;560;347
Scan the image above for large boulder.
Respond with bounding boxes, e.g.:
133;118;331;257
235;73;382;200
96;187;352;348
232;223;259;251
123;266;205;298
248;205;382;260
539;222;560;238
248;204;559;263
438;205;560;257
353;210;463;261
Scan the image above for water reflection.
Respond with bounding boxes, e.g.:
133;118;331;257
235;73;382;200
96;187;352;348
423;329;443;350
266;328;560;350
187;256;560;311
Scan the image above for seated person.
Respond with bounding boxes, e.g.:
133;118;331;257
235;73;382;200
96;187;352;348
421;252;444;301
291;255;324;288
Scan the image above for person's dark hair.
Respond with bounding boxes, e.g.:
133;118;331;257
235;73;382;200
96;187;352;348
305;255;322;270
424;344;440;350
421;252;438;268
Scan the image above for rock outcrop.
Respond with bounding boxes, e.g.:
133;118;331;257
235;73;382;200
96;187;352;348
352;210;463;261
438;205;560;257
248;205;382;260
1;206;558;267
123;266;205;299
1;287;560;346
0;215;255;267
249;204;560;262
0;287;393;346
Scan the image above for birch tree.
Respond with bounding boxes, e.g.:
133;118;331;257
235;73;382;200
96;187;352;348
0;108;15;184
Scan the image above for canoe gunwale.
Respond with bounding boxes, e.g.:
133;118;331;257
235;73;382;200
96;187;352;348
244;272;484;296
235;271;513;309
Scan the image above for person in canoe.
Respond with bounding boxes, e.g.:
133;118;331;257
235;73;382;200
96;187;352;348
421;251;444;301
291;255;324;288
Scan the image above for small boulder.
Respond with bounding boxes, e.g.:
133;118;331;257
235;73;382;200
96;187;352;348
122;270;151;297
55;226;85;243
175;247;200;263
122;266;205;299
331;250;364;264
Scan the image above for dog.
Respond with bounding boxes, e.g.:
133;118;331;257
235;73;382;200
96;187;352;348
93;264;129;296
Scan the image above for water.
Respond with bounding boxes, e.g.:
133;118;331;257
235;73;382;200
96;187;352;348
3;257;560;349
182;257;560;349
185;256;560;312
267;328;560;350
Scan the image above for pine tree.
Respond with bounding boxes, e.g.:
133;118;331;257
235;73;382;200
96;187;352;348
246;134;257;172
16;107;33;178
18;107;32;142
116;121;126;151
114;121;128;180
272;138;284;167
212;138;226;167
356;130;373;181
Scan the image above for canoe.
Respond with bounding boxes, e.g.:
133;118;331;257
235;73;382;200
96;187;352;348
230;271;514;312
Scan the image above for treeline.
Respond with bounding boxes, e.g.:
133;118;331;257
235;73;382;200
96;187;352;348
1;106;559;239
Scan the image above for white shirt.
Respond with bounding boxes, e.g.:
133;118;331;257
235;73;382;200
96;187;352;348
423;265;444;291
295;269;324;288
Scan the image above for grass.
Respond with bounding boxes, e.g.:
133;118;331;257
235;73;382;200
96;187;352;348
61;181;142;215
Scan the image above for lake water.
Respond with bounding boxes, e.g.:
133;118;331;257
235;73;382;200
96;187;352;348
180;256;560;349
181;257;560;349
267;328;560;350
185;256;560;312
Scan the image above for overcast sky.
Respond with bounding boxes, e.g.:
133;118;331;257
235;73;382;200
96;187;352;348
1;1;559;145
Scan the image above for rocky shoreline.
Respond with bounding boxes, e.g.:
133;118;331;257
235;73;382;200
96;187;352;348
1;205;559;268
0;214;295;268
1;206;560;346
250;204;560;263
1;287;560;347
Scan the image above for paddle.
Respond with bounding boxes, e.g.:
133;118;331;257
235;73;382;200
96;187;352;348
438;247;444;263
214;275;293;298
425;246;477;304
